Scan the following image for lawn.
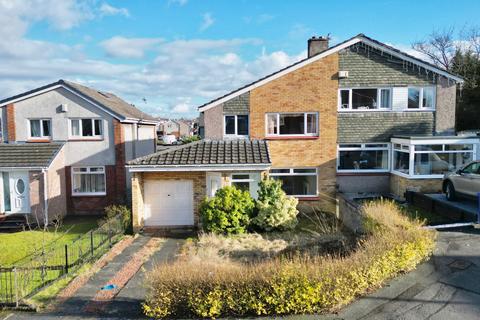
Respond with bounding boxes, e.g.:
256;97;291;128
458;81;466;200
0;216;99;266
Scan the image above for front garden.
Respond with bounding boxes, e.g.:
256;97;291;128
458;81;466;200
143;179;436;319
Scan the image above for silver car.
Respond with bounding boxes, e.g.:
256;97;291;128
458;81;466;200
443;161;480;201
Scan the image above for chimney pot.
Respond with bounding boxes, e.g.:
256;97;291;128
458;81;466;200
308;35;329;57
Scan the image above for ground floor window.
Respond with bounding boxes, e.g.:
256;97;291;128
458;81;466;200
338;143;389;172
269;168;317;197
392;139;478;178
229;173;260;198
72;166;106;196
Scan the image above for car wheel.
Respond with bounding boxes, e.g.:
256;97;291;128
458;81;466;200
445;181;456;201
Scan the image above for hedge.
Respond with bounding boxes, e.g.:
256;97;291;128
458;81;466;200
143;200;436;319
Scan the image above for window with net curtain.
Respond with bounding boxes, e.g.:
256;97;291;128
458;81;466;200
72;167;106;195
30;119;51;138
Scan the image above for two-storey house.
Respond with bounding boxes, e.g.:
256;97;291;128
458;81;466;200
0;80;158;224
128;34;479;231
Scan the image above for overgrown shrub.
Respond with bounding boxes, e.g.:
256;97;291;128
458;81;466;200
252;178;299;231
200;186;255;235
104;205;132;234
143;200;436;319
182;135;201;144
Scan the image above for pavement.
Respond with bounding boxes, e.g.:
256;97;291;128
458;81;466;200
3;236;182;320
4;228;480;319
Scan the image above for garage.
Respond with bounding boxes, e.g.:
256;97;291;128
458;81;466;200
128;140;272;231
143;180;194;227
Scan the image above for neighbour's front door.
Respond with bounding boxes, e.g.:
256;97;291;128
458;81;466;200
8;172;30;214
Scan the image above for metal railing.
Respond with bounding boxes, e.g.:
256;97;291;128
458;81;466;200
0;214;124;307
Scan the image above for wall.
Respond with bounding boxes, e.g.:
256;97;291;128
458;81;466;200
390;174;443;200
65;165;119;215
132;171;206;231
29;171;44;224
13;87;116;166
338;112;435;143
435;76;457;134
47;146;67;221
203;104;223;139
249;53;339;207
339;45;436;87
337;174;390;193
224;92;250;113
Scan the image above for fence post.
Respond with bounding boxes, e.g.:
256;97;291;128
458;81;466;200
64;244;69;274
13;267;19;308
109;229;112;248
90;230;94;257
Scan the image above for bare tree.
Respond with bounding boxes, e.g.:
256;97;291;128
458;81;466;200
412;27;458;70
461;25;480;58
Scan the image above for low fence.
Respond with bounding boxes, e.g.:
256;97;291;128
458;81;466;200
0;215;124;307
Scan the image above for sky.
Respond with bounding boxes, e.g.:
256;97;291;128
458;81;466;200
0;0;478;119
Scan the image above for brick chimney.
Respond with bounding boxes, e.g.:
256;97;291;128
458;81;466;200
308;36;329;58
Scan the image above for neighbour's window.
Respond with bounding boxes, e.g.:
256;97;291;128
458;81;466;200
408;87;435;109
392;142;474;177
72;167;106;195
224;115;249;136
70;119;103;138
29;119;51;139
338;143;389;172
339;88;391;110
413;144;474;175
266;113;318;136
393;144;410;174
270;168;317;197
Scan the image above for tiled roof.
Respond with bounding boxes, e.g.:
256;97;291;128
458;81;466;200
0;80;157;123
128;140;271;166
0;143;64;168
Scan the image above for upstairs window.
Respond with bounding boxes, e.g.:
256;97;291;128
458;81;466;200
224;115;248;136
70;119;103;138
408;87;435;109
339;88;391;110
29;119;51;139
266;113;318;136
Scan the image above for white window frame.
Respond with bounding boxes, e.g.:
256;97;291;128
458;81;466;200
28;118;52;140
391;138;478;179
338;88;392;111
68;118;104;140
406;86;436;110
337;143;390;173
71;166;106;196
223;114;249;137
269;167;318;197
265;112;319;137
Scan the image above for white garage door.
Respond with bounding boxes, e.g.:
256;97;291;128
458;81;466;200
144;180;194;226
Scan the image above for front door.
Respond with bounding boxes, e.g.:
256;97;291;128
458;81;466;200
8;172;30;214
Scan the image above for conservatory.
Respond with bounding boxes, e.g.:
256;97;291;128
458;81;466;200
391;135;480;179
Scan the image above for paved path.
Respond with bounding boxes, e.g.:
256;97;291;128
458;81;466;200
5;236;182;320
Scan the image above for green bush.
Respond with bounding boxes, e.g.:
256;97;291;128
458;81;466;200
143;200;436;319
104;205;132;234
199;186;255;235
181;135;200;144
252;178;299;231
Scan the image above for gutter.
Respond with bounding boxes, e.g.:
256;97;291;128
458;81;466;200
127;163;272;172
